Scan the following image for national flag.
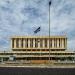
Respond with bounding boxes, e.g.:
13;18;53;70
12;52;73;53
34;27;41;33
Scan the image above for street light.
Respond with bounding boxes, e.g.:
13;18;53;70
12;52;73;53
49;1;52;62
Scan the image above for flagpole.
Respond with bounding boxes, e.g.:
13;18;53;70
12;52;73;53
49;1;51;63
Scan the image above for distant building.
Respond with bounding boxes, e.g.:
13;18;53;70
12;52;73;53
0;36;75;64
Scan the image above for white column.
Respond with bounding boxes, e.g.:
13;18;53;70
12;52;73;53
14;39;16;48
43;39;45;48
23;39;25;48
28;39;31;48
52;39;54;48
33;39;35;48
47;39;49;48
57;39;59;48
38;39;40;48
19;39;21;48
62;39;64;48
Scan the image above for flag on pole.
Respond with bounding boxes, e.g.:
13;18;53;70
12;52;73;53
34;27;41;34
49;1;51;6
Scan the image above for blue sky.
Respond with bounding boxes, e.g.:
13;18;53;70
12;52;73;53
0;0;75;51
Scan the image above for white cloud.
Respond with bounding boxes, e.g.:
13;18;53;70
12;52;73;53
0;0;75;51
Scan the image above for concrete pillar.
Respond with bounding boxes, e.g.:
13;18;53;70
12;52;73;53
50;39;51;48
19;39;21;48
59;38;60;48
54;38;56;48
52;39;54;48
23;39;24;48
54;39;56;48
25;39;27;48
55;39;57;48
57;38;59;48
29;39;32;48
11;39;13;48
64;39;66;48
61;38;62;48
56;38;58;48
46;39;48;48
56;39;57;48
38;39;40;48
54;39;55;48
14;39;16;48
23;39;25;48
65;38;67;49
59;38;62;48
21;38;23;48
28;39;30;48
33;39;35;48
32;39;34;48
62;39;64;48
30;39;32;48
30;39;31;48
43;39;45;48
47;39;49;48
40;39;43;48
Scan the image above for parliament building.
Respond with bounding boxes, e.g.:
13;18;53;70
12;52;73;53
0;35;75;64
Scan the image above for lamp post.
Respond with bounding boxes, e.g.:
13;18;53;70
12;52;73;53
49;1;51;62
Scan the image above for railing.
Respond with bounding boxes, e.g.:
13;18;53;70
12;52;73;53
11;55;75;57
12;48;66;50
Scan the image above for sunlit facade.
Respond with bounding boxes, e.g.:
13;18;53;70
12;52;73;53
0;36;75;64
